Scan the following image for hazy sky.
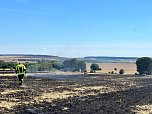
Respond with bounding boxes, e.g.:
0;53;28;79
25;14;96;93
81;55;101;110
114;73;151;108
0;0;152;57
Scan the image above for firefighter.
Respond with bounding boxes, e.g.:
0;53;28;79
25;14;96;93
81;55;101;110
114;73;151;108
16;63;26;86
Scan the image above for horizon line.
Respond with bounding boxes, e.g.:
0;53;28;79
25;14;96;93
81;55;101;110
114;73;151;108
0;53;149;58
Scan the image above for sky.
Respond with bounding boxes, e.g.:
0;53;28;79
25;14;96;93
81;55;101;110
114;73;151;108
0;0;152;57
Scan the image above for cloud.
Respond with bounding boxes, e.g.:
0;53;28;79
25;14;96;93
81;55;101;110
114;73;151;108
42;48;52;51
42;48;48;50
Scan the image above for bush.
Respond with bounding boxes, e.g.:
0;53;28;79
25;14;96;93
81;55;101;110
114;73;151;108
111;71;114;74
136;57;152;75
98;68;102;70
84;70;87;73
90;63;100;70
135;73;138;75
72;68;79;72
114;68;117;71
119;69;124;74
90;70;96;73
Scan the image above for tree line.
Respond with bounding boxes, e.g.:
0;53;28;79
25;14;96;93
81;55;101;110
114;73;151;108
0;57;152;75
0;59;86;72
0;60;17;69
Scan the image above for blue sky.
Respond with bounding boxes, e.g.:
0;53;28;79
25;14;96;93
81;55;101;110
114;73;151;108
0;0;152;57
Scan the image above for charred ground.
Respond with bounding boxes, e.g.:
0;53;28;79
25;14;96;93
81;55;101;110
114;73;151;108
1;74;152;114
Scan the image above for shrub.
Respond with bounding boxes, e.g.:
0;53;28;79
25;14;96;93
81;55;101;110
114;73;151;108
135;73;138;75
90;70;96;73
90;63;100;70
84;70;87;72
111;71;114;74
119;69;124;74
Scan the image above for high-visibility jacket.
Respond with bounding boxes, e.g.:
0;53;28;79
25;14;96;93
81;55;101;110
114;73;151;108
16;64;26;75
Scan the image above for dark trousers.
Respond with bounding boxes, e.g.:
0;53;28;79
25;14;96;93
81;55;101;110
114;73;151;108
18;74;24;85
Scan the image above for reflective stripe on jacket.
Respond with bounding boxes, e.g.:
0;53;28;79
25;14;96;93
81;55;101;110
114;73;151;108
16;64;26;75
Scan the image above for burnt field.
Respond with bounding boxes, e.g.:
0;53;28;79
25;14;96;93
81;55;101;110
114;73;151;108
1;74;152;114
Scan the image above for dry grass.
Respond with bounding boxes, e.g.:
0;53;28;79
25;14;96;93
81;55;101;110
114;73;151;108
2;74;152;113
35;86;112;103
86;63;136;74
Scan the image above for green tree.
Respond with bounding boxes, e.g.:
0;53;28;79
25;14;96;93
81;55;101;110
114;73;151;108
27;60;58;72
136;57;152;75
111;71;114;74
90;63;100;70
63;59;86;72
77;60;86;72
7;62;17;69
52;61;63;70
114;68;117;71
119;69;124;74
70;58;78;70
0;60;17;69
114;68;117;74
63;60;70;69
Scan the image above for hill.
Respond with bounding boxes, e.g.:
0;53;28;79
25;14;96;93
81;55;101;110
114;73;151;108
0;54;67;63
0;54;138;63
81;56;138;63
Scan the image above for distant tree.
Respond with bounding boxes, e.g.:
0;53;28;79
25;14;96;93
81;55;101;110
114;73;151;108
0;60;6;68
135;73;138;75
111;71;114;74
52;63;63;70
136;57;152;75
77;60;86;72
114;68;117;74
0;60;17;69
90;63;100;70
119;69;124;74
70;58;78;70
63;60;70;69
90;70;96;73
28;64;38;72
63;59;86;72
27;60;61;72
52;61;63;70
7;62;17;69
114;68;117;71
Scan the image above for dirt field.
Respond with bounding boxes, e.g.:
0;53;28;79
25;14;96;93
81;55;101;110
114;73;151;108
86;63;137;74
1;74;152;114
